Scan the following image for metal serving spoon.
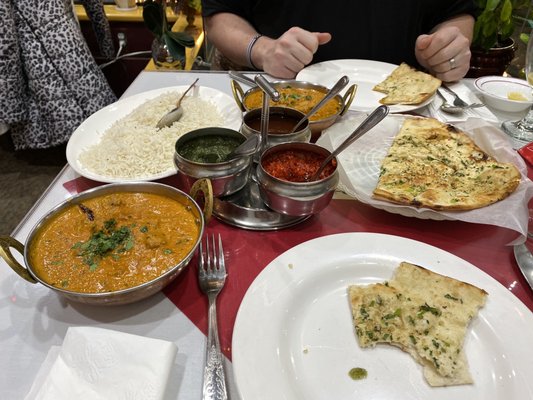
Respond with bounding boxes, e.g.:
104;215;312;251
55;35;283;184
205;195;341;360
156;78;199;129
309;105;389;181
225;135;259;161
290;75;350;133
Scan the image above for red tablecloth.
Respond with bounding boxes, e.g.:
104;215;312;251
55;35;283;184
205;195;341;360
64;177;533;361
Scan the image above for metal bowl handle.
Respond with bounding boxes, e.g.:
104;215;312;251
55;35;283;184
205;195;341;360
190;178;214;224
340;84;358;116
0;236;38;283
230;80;247;112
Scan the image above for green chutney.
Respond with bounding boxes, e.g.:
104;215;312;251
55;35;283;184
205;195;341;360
178;135;244;163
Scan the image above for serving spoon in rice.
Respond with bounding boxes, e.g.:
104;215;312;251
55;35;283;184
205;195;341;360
156;78;199;129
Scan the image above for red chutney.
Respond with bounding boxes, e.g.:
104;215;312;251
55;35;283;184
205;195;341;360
262;149;336;182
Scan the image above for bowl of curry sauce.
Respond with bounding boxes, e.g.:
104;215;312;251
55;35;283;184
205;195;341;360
256;142;339;216
0;182;205;305
231;79;357;141
240;106;312;151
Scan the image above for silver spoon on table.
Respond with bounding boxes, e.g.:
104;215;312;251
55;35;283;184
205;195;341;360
436;89;464;114
290;75;350;133
156;78;199;129
309;105;389;181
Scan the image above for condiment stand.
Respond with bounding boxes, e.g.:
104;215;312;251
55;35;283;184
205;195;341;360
211;74;311;230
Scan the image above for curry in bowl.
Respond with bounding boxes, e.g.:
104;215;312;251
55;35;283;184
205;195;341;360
231;79;356;140
242;85;342;122
0;182;204;305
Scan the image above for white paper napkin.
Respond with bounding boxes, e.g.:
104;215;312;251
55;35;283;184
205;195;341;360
423;81;499;123
25;327;177;400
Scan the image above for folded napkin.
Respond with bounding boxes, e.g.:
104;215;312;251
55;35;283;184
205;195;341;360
25;327;177;400
423;81;499;123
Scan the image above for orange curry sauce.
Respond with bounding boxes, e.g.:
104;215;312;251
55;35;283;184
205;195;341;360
30;192;200;293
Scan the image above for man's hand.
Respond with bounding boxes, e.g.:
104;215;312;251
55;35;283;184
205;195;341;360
415;25;471;82
255;27;331;78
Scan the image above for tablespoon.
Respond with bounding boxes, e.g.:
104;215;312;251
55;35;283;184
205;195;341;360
290;75;349;133
156;78;199;129
436;90;463;114
309;105;389;181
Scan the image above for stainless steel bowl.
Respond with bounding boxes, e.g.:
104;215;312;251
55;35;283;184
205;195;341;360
231;79;356;141
0;182;204;306
174;127;253;197
256;142;339;216
240;106;312;150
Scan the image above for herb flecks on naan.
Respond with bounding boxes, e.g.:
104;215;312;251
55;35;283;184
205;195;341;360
373;63;441;105
373;117;521;211
348;262;488;387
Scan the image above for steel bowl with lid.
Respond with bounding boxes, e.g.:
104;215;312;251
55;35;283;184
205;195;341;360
174;127;253;197
0;182;205;306
231;79;356;141
255;142;339;216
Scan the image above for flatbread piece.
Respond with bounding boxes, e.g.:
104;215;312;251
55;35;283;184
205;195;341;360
348;262;488;386
373;63;441;105
373;117;521;210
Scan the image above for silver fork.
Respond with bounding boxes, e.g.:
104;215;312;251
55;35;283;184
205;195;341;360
199;234;228;400
441;84;484;108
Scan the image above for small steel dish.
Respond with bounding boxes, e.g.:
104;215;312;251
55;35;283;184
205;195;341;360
231;79;356;141
174;127;253;197
241;106;312;150
0;182;205;306
256;142;339;216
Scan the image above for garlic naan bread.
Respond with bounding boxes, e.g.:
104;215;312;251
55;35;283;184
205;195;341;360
348;262;488;386
373;63;441;105
373;117;521;210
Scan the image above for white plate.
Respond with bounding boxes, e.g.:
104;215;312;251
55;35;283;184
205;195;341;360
66;86;242;183
317;114;531;231
232;233;533;400
296;59;435;113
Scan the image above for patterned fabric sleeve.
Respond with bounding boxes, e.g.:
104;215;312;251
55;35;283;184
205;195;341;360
80;0;115;59
0;0;116;150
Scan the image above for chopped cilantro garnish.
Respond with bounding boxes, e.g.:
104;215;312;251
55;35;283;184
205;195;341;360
71;219;134;270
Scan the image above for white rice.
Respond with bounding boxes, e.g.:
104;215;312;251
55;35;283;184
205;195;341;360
78;91;225;179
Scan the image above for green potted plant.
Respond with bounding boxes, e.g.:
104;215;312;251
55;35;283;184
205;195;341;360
468;0;533;77
143;0;195;68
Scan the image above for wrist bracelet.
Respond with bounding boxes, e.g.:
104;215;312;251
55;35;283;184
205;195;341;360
246;34;263;70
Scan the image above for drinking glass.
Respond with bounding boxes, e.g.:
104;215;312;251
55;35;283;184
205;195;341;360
501;31;533;149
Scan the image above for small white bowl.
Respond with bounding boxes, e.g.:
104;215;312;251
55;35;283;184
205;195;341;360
474;75;533;112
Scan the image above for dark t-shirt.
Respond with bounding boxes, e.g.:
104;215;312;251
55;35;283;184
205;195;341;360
202;0;477;68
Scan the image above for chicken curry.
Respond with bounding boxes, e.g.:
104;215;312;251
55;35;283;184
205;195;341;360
29;192;200;293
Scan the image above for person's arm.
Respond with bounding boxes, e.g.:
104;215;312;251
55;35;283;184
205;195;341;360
204;12;259;68
205;12;331;78
415;14;474;82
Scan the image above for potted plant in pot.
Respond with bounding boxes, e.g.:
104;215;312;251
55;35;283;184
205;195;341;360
143;0;195;68
467;0;532;77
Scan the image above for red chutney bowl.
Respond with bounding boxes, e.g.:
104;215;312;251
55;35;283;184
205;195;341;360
256;142;339;216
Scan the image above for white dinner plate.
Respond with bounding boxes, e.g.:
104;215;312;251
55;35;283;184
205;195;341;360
296;59;435;113
232;233;533;400
316;114;531;234
66;86;242;183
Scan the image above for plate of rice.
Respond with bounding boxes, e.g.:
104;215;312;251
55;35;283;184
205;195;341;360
66;85;242;183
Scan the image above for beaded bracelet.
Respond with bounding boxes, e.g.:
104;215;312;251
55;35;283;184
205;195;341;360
246;34;263;70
